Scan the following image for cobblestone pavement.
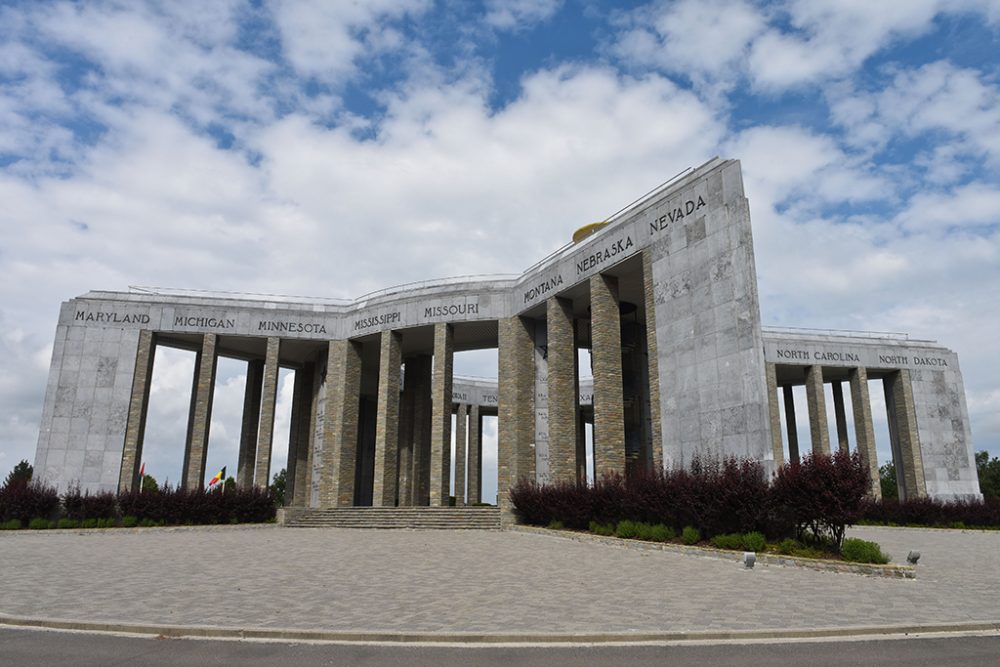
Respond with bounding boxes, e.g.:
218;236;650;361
0;525;997;634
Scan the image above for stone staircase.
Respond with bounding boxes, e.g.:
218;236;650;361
280;506;502;530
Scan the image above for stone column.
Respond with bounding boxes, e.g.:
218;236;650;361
576;410;588;483
408;354;433;505
119;330;156;492
286;363;314;505
641;249;663;473
547;296;579;483
498;315;535;519
765;363;784;470
397;356;417;506
236;359;264;488
849;367;881;499
468;404;481;504
299;356;324;508
182;333;218;489
430;323;454;506
319;339;362;507
782;386;800;464
885;369;926;499
831;381;850;454
454;403;468;505
805;365;830;456
373;330;402;507
254;337;281;487
590;273;625;478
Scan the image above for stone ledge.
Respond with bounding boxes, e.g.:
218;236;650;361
508;525;916;579
3;613;997;644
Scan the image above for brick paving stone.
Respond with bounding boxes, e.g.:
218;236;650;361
0;526;997;634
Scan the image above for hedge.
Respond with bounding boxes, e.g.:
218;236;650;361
512;451;874;548
0;481;276;528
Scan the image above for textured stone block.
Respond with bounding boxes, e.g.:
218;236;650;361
590;273;625;478
237;359;264;488
498;315;534;520
182;334;217;489
254;337;281;487
849;367;881;499
546;296;578;483
430;323;454;506
319;339;362;507
372;330;402;506
454;403;468;505
805;365;830;456
118;330;155;492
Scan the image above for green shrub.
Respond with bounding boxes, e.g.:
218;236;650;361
777;538;799;555
742;531;766;552
121;515;138;528
28;518;52;529
81;518;98;529
615;519;640;539
96;518;114;528
57;518;79;529
648;524;675;542
547;519;564;530
588;520;614;536
681;526;701;545
139;517;158;527
710;533;743;550
841;538;890;564
1;519;21;530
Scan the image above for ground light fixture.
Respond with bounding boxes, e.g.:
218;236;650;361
907;550;921;565
743;552;756;569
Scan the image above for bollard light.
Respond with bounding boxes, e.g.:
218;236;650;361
742;552;756;569
907;550;921;565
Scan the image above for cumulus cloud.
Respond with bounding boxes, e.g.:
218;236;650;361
271;0;430;83
612;0;766;92
483;0;563;31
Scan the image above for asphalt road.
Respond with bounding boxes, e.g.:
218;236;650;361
2;627;999;666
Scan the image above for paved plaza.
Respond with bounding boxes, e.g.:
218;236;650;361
1;525;998;637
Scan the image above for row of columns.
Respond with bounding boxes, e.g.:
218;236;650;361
499;258;662;514
767;362;926;500
120;257;659;510
120;333;287;493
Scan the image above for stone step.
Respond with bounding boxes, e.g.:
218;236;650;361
281;506;501;530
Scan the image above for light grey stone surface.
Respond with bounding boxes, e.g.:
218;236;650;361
0;526;998;634
764;331;980;499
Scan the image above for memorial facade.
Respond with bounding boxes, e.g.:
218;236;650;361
33;158;982;512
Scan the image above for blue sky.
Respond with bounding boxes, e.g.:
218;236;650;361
1;0;999;494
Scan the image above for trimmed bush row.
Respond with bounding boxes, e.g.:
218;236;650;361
861;496;1000;529
512;451;875;549
0;481;276;527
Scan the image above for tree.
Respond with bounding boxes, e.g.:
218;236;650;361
141;474;159;492
4;460;33;488
771;451;871;549
271;468;286;506
976;451;1000;498
879;462;898;501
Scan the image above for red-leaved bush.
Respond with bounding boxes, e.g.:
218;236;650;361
511;451;875;545
764;450;869;547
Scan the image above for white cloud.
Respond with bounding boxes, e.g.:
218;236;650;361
271;0;430;82
612;0;766;93
484;0;563;30
894;182;1000;233
748;0;942;91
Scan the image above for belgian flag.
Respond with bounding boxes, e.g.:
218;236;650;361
208;466;226;489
